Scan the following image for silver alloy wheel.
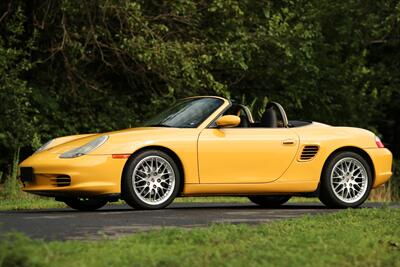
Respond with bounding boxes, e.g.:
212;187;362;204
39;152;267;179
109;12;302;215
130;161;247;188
330;157;368;203
132;155;175;205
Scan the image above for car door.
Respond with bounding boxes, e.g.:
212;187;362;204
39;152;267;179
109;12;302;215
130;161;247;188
197;128;299;183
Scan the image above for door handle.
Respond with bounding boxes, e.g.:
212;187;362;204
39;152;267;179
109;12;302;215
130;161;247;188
282;139;295;145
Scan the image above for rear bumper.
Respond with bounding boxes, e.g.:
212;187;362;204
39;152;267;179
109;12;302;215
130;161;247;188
365;148;393;188
19;151;127;197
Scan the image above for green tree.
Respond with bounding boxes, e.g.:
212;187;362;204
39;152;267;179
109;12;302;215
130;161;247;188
0;3;36;196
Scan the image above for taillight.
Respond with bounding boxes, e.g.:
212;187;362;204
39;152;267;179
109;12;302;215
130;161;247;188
375;136;384;148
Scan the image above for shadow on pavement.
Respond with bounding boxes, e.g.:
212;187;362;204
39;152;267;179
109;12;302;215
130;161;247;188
2;202;385;214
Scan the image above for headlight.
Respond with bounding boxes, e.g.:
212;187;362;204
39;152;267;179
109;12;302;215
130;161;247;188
60;135;109;158
35;139;54;154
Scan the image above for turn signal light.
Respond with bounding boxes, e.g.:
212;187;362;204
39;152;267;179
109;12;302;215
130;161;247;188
112;154;130;159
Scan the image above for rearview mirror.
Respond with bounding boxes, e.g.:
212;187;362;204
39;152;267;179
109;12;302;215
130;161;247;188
216;115;240;128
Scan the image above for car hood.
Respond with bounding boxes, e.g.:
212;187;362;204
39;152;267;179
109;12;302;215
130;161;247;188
46;127;191;154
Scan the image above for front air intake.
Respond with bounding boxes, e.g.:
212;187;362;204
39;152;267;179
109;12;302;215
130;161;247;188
50;175;71;187
300;145;319;161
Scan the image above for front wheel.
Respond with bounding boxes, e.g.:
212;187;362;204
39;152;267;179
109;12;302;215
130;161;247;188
122;150;181;210
63;198;108;211
248;196;291;208
319;151;372;208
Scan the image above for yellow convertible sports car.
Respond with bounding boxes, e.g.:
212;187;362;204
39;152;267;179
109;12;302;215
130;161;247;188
19;96;393;211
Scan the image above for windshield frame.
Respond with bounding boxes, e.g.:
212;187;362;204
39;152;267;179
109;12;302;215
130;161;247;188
143;96;227;129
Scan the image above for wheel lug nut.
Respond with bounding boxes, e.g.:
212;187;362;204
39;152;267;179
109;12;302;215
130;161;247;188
147;182;150;185
153;185;156;188
157;179;161;182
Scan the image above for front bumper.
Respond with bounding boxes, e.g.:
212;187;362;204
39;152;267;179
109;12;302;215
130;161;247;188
19;151;127;197
365;148;393;188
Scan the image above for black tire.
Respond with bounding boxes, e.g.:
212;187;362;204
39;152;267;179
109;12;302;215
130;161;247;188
122;150;181;210
64;198;108;211
319;151;372;208
248;196;291;208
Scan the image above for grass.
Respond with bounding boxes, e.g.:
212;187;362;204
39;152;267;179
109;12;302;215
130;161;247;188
369;175;399;202
0;208;399;267
0;195;65;210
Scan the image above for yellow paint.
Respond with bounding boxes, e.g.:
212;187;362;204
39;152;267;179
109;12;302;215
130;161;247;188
216;115;240;127
198;128;299;183
20;151;126;196
19;96;393;198
365;148;393;188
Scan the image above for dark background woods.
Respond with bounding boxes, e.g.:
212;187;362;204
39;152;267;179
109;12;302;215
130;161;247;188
1;0;399;182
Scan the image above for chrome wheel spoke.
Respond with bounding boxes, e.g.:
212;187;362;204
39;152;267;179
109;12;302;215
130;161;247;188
334;183;343;190
349;188;354;198
160;182;170;188
135;175;146;181
139;186;147;195
136;172;147;179
157;164;165;173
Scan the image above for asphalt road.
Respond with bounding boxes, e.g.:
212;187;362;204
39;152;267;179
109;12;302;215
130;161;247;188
0;202;396;240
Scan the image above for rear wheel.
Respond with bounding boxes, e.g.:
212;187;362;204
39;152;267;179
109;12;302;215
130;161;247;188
248;196;291;208
64;198;108;211
122;150;181;210
319;151;372;208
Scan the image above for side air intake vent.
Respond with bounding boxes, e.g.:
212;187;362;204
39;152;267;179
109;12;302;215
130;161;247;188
300;145;319;161
51;175;71;187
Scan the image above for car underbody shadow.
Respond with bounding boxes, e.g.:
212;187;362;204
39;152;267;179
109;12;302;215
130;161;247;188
0;201;390;214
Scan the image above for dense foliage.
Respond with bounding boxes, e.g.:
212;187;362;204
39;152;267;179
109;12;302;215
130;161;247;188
1;0;399;186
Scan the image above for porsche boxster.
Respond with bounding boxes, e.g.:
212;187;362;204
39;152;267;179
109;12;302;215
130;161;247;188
19;96;393;210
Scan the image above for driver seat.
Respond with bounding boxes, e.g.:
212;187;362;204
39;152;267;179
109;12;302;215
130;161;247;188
260;105;277;128
238;115;250;127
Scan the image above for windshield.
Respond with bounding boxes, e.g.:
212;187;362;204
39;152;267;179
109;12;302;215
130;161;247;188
144;97;224;128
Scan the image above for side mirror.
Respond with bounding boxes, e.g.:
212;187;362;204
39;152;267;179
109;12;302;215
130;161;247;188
216;115;240;128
